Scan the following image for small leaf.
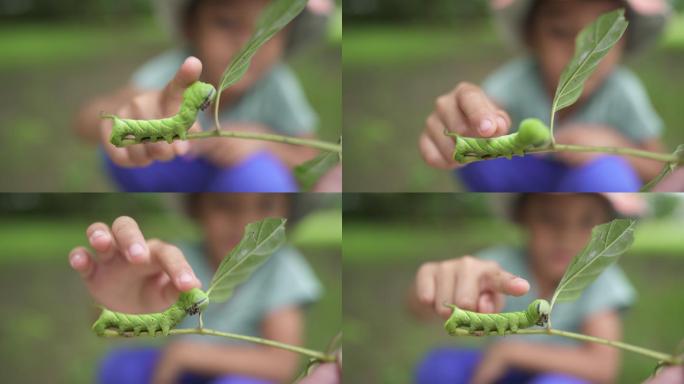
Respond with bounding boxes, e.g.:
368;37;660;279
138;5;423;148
294;151;341;191
217;0;307;93
550;219;637;312
551;9;628;133
206;218;287;303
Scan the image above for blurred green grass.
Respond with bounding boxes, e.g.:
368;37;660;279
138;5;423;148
343;218;684;383
0;214;341;383
344;16;684;192
0;19;340;191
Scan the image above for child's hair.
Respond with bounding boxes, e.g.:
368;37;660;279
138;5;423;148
511;193;617;222
523;0;628;45
183;193;295;220
180;0;327;55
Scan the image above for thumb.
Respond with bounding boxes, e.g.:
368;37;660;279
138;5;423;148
160;56;203;115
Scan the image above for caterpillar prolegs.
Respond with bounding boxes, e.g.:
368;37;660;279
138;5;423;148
450;118;552;163
104;81;216;147
92;288;209;337
445;299;550;336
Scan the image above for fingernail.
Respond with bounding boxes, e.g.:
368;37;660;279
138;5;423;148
175;141;190;155
128;243;146;261
90;230;107;241
178;272;193;286
496;116;507;130
480;119;494;135
70;253;83;267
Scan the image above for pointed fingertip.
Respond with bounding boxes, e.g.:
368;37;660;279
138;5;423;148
510;277;530;295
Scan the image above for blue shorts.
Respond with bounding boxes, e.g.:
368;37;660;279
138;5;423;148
415;347;589;384
103;150;298;192
457;155;641;192
98;347;274;384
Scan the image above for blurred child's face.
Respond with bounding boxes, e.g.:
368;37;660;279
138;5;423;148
188;0;287;102
194;193;290;266
519;194;610;282
528;0;625;100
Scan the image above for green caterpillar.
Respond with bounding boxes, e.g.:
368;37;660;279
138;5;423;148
445;299;550;336
92;288;209;337
451;118;551;163
104;81;216;147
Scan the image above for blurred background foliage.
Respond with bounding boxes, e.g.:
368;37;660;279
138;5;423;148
344;0;684;191
0;0;340;191
343;193;684;383
0;193;341;384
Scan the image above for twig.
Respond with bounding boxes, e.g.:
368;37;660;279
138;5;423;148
451;327;682;365
117;130;342;153
101;328;336;363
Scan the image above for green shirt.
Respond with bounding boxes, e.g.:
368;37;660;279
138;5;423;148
482;57;663;143
477;246;635;345
131;49;318;136
176;244;322;344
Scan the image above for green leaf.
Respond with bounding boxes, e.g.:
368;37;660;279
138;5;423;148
206;217;287;303
217;0;307;94
550;9;628;134
550;219;637;313
294;151;341;191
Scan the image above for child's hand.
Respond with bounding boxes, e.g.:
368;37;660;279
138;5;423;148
68;216;202;313
190;123;269;167
419;82;511;169
554;124;633;166
413;256;530;319
102;57;204;167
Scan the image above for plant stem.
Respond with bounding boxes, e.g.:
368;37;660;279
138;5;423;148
534;144;680;163
101;328;336;363
455;328;682;365
117;131;342;153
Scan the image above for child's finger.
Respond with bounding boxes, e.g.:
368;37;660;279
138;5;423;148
425;115;457;162
415;262;438;305
86;222;116;261
452;268;481;311
434;93;461;134
419;133;456;169
486;269;530;297
435;264;457;318
111;216;149;263
144;141;176;162
160;56;203;115
147;240;201;291
125;145;153;167
456;84;500;137
69;247;96;280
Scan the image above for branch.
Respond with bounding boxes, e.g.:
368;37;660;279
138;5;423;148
450;327;682;365
532;144;680;164
117;130;342;154
101;328;336;363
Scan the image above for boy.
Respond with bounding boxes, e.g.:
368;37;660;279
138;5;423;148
75;0;331;192
420;0;670;192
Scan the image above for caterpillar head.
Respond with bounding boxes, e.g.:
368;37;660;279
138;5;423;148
516;118;551;148
528;299;551;327
178;288;209;316
184;81;217;111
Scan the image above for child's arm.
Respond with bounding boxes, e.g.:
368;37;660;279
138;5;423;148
72;57;203;167
152;306;305;384
472;310;622;384
554;124;666;181
68;216;202;313
409;256;530;319
419;82;512;169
